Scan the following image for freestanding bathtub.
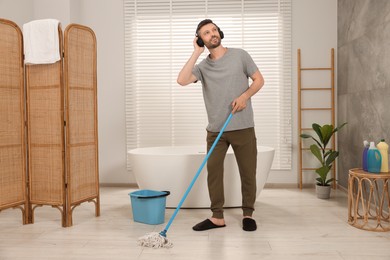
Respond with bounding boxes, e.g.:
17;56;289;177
127;145;275;208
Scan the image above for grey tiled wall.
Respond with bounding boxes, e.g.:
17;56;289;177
337;0;390;188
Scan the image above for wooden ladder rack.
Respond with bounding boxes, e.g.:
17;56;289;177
298;48;335;189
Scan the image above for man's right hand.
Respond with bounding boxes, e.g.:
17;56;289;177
193;37;205;54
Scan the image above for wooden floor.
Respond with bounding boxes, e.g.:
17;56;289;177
1;186;389;260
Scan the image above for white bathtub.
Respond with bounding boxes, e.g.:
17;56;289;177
127;145;275;208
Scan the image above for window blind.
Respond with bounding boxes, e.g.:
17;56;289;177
124;0;292;170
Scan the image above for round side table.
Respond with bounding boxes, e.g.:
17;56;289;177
348;168;390;232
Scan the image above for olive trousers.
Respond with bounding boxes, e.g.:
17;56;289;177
206;127;257;219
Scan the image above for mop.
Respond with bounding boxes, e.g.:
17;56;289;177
138;112;233;248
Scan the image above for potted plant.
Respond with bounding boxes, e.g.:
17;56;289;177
300;122;347;199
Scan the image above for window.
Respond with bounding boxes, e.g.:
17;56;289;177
124;0;291;170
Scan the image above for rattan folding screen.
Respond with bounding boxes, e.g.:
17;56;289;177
64;24;100;226
0;19;28;225
0;18;99;227
25;25;67;226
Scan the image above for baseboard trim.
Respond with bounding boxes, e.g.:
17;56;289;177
264;183;312;189
99;183;346;190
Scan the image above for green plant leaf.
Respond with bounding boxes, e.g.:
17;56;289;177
312;123;323;145
315;165;330;183
321;124;333;148
325;151;339;167
324;150;332;158
310;144;323;163
316;177;325;186
325;178;335;185
300;133;312;139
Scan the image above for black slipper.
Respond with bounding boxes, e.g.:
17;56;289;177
243;218;257;231
192;219;226;231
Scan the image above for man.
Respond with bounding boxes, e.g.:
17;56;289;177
177;19;264;231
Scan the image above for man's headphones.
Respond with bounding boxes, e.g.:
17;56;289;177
196;24;224;47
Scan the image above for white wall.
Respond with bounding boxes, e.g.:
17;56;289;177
0;0;33;25
32;0;71;26
0;0;337;185
74;0;129;184
287;0;338;186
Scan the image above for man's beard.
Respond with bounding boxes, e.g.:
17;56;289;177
205;36;221;49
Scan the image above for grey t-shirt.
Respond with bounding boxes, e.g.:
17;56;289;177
192;48;258;132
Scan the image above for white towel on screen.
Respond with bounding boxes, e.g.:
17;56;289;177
23;19;60;64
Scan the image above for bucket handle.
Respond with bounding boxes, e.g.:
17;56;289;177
136;191;170;199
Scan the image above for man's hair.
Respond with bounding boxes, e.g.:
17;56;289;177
196;19;216;35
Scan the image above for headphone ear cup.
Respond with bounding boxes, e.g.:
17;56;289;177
196;37;205;47
218;29;224;39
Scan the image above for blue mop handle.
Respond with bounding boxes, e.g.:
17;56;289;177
160;112;233;236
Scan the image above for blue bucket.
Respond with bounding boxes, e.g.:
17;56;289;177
129;190;170;225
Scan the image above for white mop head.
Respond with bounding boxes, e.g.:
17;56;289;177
138;232;173;249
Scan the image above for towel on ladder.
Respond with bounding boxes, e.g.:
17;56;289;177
23;19;60;64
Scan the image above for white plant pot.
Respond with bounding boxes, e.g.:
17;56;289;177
316;185;331;199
